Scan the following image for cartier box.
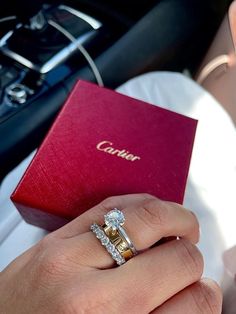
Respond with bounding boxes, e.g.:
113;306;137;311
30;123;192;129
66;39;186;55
11;80;197;231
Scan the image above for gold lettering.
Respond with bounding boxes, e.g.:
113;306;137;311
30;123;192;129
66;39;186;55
125;154;135;161
119;151;130;158
131;156;141;161
117;150;126;157
110;149;124;156
96;141;113;151
117;241;128;252
104;147;115;154
96;140;141;162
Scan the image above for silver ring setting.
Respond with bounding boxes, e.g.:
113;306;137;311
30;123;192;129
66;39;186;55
117;225;137;256
91;208;137;265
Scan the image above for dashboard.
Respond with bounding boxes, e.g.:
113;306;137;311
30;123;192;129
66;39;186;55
0;0;224;180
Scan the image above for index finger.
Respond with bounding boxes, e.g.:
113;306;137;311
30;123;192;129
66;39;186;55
54;193;153;238
54;194;199;247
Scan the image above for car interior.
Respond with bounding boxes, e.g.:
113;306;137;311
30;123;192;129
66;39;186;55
0;0;233;182
1;1;236;312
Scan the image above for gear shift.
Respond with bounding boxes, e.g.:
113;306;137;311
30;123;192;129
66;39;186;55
0;4;102;74
0;4;103;122
29;11;47;31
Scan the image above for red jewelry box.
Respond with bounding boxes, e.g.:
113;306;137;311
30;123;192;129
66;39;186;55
11;80;197;231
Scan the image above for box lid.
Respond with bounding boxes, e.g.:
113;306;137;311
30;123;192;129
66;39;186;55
11;80;197;228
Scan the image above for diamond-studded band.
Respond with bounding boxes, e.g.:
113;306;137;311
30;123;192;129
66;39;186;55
90;209;137;266
90;223;126;265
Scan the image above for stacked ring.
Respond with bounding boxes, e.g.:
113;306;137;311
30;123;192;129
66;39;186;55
90;208;137;265
91;223;126;265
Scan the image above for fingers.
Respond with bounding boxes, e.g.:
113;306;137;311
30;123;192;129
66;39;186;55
122;198;199;246
56;194;199;244
64;232;116;269
63;194;199;269
152;278;222;314
54;194;150;238
112;239;204;313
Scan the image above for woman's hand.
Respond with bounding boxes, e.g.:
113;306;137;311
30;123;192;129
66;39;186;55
0;194;222;313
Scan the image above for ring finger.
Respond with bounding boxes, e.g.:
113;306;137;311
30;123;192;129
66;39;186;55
63;194;199;268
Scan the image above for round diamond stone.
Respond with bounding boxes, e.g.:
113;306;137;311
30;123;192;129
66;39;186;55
104;209;125;230
116;257;125;265
106;243;115;253
101;237;109;245
96;230;104;239
112;250;120;258
90;223;98;231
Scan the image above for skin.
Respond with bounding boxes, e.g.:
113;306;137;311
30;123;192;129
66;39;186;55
0;194;222;314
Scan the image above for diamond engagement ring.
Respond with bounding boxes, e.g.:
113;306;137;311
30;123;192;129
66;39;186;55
90;208;137;265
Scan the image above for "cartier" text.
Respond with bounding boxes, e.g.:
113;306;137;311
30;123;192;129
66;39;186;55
96;141;141;162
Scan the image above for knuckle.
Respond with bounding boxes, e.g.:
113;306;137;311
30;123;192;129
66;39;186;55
139;198;168;230
35;239;68;281
36;234;53;252
101;196;118;210
192;280;222;314
176;239;203;281
36;256;59;282
139;193;157;200
36;233;59;256
40;254;61;277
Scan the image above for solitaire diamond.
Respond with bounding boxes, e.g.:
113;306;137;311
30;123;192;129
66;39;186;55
104;209;125;230
90;207;136;266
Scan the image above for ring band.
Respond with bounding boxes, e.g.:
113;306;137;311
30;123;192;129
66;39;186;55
91;223;126;265
91;208;137;265
117;226;137;256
